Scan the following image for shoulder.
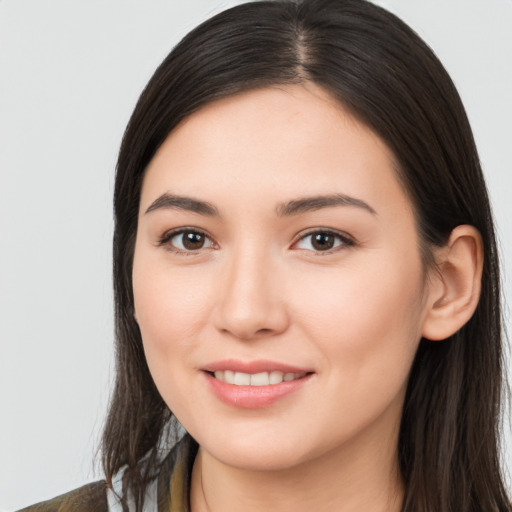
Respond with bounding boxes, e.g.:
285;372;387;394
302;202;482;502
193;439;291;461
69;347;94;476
14;435;198;512
16;481;108;512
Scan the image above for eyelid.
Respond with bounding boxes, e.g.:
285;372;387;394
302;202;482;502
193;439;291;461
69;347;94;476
158;226;217;254
291;228;355;253
156;226;355;255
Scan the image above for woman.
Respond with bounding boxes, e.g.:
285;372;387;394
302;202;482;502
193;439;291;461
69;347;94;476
18;0;511;511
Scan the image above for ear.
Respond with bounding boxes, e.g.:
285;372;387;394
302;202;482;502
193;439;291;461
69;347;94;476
421;225;484;341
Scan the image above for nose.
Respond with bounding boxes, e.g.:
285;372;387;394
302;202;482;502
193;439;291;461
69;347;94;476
213;248;290;340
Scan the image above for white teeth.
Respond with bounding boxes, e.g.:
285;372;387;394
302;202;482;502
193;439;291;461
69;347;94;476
212;370;305;386
250;372;270;386
269;371;284;384
233;372;251;385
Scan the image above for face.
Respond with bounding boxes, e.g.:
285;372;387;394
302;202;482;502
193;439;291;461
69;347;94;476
132;84;433;472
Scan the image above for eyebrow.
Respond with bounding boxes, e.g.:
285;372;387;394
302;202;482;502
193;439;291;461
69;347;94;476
276;194;376;216
144;192;376;217
145;193;219;216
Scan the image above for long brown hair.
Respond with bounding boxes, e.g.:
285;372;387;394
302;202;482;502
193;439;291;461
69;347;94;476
103;1;511;510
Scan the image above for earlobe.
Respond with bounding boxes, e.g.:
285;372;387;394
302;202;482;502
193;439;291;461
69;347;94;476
421;225;484;341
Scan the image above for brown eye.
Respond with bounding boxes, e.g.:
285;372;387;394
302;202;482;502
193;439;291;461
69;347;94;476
165;229;215;252
311;233;336;251
182;232;205;250
294;230;353;252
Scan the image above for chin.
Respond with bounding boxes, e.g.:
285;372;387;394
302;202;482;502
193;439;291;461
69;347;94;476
191;423;335;473
208;443;308;472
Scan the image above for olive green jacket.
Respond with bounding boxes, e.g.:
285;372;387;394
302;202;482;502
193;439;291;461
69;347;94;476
17;435;198;512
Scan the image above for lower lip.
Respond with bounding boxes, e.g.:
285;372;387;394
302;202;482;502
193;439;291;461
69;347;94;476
204;372;313;409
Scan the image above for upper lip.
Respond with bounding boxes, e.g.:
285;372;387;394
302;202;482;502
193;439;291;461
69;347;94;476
202;359;314;374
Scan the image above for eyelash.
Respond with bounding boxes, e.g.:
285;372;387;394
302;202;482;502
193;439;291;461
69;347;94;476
292;229;355;255
158;227;216;255
158;227;355;255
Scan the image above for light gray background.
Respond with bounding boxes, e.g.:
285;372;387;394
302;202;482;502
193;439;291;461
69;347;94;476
1;1;511;509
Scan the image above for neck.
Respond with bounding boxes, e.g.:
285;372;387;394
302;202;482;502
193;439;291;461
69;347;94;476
190;419;404;512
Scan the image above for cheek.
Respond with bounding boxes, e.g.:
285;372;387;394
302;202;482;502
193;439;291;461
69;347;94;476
292;253;426;377
132;258;218;418
132;253;214;362
290;258;426;444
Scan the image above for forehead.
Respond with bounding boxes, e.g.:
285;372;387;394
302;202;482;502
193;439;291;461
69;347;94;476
140;84;410;218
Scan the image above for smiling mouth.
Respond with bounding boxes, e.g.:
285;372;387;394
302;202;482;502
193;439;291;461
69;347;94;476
209;370;309;386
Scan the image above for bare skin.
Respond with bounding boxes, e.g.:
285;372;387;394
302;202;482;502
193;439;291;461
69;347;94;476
132;84;483;512
190;406;404;512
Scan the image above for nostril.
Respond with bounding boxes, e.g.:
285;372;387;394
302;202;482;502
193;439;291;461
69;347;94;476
256;328;272;335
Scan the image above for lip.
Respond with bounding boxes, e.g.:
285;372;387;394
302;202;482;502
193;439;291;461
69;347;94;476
202;359;313;375
201;359;314;409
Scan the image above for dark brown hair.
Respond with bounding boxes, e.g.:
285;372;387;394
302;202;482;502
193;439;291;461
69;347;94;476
102;1;511;510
